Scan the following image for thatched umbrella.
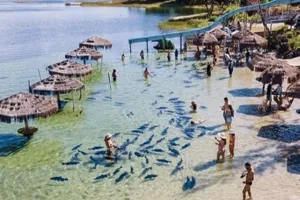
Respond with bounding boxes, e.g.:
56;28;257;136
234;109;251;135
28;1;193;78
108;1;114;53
0;92;58;135
29;75;84;110
65;46;103;64
286;80;300;98
79;36;112;49
46;60;93;77
248;54;276;72
232;29;267;47
209;28;229;40
193;32;218;46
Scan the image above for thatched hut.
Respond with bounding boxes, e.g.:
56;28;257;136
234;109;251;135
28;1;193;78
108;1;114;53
248;54;276;72
193;32;218;46
29;75;84;110
65;46;103;64
232;29;267;48
0;92;58;135
209;28;228;40
286;80;300;99
46;60;93;77
79;36;112;50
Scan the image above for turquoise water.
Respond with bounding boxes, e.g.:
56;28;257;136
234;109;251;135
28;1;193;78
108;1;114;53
0;3;300;200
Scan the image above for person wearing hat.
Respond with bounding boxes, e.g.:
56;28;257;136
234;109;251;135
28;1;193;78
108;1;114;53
228;129;235;158
190;101;197;112
215;133;227;162
104;134;117;159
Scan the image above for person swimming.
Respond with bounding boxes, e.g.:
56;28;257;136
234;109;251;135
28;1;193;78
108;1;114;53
143;68;151;79
190;101;197;112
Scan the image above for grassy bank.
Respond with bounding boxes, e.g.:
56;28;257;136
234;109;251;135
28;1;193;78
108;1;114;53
81;0;181;8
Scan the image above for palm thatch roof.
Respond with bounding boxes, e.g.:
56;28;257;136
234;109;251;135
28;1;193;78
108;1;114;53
47;60;93;77
79;36;112;49
248;54;276;72
286;80;300;98
256;63;300;85
209;28;228;40
30;75;84;95
232;29;267;47
193;32;218;46
0;92;58;123
65;47;102;60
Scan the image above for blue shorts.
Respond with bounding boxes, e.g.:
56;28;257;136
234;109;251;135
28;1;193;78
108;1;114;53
226;116;232;123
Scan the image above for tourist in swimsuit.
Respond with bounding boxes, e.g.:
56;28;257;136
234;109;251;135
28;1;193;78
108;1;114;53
228;129;235;158
143;68;151;79
112;69;117;81
121;54;125;62
104;134;117;160
266;82;272;110
174;49;178;60
215;133;226;162
241;162;254;200
207;62;212;77
190;101;197;112
221;97;234;130
140;50;144;60
167;50;171;62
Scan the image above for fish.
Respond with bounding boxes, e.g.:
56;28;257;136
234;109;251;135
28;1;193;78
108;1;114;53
157;106;167;110
169;91;174;95
161;127;169;136
139;167;152;177
115;102;124;106
197;131;206;138
141;89;148;93
94;150;106;155
140;134;154;147
130;112;134;115
104;162;115;168
169;118;175;124
169;97;179;102
115;172;129;183
156;95;164;98
169;137;181;143
148;125;159;131
134;151;144;158
87;97;96;101
152;148;164;153
61;161;80;166
105;96;112;99
181;143;191;150
94;173;110;181
113;166;123;176
174;100;185;104
155;137;165;144
143;144;155;150
151;101;158;106
183;176;196;191
130;166;134;174
138;123;150;131
183;80;192;84
50;176;68;182
144;174;158;181
169;141;180;147
168;146;180;157
145;156;149;164
131;129;144;134
128;151;132;160
112;132;121;138
156;159;171;164
88;146;104;150
165;110;175;114
71;144;82;151
78;150;88;155
184;132;193;139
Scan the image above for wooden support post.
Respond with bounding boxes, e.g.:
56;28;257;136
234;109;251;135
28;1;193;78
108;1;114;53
28;80;31;93
38;69;42;81
101;57;103;68
146;39;149;53
108;72;112;90
129;42;132;53
180;34;183;53
24;116;29;130
57;93;61;110
79;89;82;100
83;58;86;65
72;91;75;112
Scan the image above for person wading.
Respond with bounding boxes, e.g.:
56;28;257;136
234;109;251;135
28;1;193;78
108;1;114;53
241;162;254;200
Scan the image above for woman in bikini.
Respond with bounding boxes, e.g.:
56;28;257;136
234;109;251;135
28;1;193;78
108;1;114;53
215;133;226;162
221;97;234;130
228;129;235;158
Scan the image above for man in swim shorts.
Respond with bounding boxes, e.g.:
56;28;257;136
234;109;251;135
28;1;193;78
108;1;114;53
241;162;254;200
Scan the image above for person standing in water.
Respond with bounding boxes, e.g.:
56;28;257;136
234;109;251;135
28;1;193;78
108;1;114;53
174;49;178;60
190;101;197;112
245;49;250;66
121;54;125;62
215;133;226;162
167;50;171;62
112;69;117;81
104;134;118;160
143;68;151;79
266;82;272;110
228;59;234;77
228;129;235;158
221;97;234;130
207;62;213;77
140;50;144;60
241;162;254;200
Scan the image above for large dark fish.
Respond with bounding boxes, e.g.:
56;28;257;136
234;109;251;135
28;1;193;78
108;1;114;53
157;106;167;110
197;131;206;138
169;141;180;147
156;159;171;164
113;166;123;176
148;125;159;131
131;129;144;134
156;95;164;98
115;102;124;106
139;167;152;177
140;134;154;147
161;127;169;136
151;101;158;106
169;137;181;143
112;132;121;138
138;123;150;131
94;173;110;181
171;158;183;175
134;152;144;158
155;137;165;144
71;144;82;151
152;148;164;153
94;150;106;155
130;166;134;174
143;144;155;150
89;146;104;151
169;97;179;102
145;156;149;164
50;176;68;182
168;146;180;157
144;174;158;181
128;152;132;160
181;143;191;150
78;150;88;156
115;172;129;183
61;161;80;166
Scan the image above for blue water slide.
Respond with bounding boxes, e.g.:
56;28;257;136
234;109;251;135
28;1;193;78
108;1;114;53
128;0;298;44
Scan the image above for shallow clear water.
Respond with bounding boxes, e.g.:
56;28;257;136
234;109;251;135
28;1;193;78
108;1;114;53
0;3;300;200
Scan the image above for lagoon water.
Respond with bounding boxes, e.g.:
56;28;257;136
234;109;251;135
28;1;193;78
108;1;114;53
0;2;300;200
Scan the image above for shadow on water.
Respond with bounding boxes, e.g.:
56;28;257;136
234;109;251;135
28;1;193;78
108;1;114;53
237;104;270;116
0;133;30;156
296;109;300;114
287;154;300;175
258;124;300;143
228;88;261;97
193;160;217;172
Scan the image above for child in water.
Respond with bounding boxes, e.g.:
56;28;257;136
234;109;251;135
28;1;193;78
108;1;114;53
112;69;117;81
190;101;197;112
104;134;117;160
143;68;151;79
